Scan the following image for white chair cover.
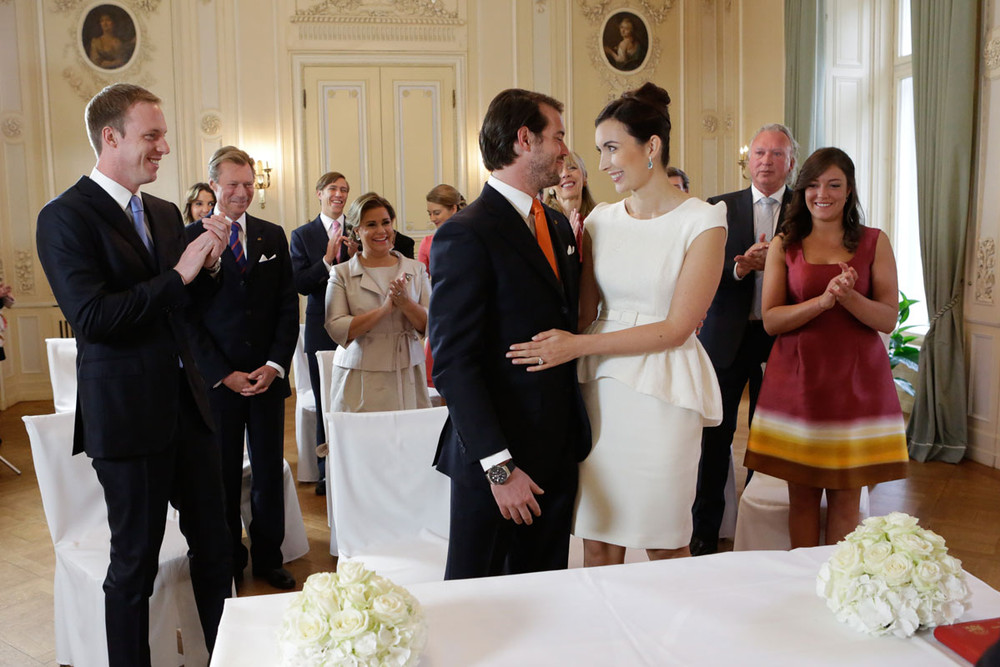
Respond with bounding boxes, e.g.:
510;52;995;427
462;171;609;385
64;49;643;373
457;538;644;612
292;324;320;482
326;407;451;584
24;412;207;667
733;472;871;551
45;338;77;414
315;349;338;550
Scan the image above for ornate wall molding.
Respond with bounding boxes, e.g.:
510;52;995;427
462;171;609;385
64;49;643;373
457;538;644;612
985;28;1000;80
14;250;34;294
579;0;672;99
50;0;161;14
976;237;996;305
291;1;463;41
201;112;222;137
0;114;24;142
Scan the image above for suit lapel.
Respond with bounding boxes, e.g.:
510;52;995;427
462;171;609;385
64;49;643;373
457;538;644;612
485;187;564;298
79;177;157;273
244;215;264;273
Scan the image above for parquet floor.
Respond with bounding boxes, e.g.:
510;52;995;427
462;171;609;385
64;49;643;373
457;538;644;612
0;396;998;666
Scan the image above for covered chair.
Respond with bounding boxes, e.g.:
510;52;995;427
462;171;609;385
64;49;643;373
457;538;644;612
292;324;320;482
23;411;208;667
733;472;871;551
44;338;77;414
326;406;451;584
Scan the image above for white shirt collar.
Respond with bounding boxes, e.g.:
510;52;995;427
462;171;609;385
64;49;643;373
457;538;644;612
751;183;786;204
488;174;536;225
320;212;345;235
215;205;247;231
89;167;135;212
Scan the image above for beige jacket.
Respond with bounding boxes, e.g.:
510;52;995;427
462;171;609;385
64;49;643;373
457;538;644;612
324;251;431;371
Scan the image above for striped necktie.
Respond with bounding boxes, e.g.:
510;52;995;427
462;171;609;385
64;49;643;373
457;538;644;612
229;221;247;272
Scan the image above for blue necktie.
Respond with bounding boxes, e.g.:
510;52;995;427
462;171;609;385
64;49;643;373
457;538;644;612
129;195;153;254
229;221;247;272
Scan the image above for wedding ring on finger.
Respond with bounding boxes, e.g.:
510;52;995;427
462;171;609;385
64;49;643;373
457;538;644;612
537;357;544;366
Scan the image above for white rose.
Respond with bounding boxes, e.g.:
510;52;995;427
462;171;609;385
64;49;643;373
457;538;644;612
884;512;920;540
911;560;944;592
939;554;964;576
280;604;330;648
367;574;395;597
338;560;374;585
921;528;948;555
329;608;371;641
891;532;934;559
861;515;887;532
861;541;894;574
880;552;914;587
829;542;865;577
372;591;412;625
351;631;379;658
341;582;374;610
303;572;343;613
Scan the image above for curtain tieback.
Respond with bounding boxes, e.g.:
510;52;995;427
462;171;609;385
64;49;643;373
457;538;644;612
928;293;961;327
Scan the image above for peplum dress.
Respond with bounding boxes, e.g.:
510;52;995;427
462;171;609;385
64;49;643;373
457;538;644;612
573;198;726;549
744;226;908;488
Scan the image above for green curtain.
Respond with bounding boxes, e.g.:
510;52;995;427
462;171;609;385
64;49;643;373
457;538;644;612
784;0;824;155
906;1;978;462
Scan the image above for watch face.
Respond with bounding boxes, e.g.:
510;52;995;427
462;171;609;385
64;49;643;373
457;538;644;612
488;465;509;485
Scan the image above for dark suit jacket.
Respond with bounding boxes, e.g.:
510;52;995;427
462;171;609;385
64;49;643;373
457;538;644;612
36;176;217;457
429;184;591;487
393;231;415;260
698;187;792;369
185;214;298;399
290;215;348;353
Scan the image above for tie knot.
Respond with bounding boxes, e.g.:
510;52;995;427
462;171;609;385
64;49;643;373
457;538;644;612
531;198;543;215
760;197;775;207
130;194;142;214
231;221;240;233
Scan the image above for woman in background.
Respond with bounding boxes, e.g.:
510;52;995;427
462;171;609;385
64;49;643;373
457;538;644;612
325;192;432;412
183;182;216;224
419;184;466;274
744;147;908;547
543;151;597;224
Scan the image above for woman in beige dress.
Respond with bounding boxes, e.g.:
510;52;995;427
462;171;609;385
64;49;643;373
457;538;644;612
324;192;432;412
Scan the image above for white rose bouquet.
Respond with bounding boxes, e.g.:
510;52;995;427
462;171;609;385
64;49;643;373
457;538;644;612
278;561;427;666
816;512;971;638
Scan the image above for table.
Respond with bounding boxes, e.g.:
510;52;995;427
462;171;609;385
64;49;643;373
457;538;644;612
211;546;1000;666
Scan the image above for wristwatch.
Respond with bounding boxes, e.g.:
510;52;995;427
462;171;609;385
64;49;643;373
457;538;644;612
486;460;516;485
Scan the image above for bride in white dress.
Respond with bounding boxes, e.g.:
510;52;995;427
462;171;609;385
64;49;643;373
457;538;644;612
508;82;727;566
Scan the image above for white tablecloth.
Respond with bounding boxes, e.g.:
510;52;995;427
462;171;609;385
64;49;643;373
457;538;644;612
211;546;1000;666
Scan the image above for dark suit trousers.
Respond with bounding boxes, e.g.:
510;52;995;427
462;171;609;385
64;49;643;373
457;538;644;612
211;387;286;573
692;320;771;543
444;469;577;580
91;386;231;667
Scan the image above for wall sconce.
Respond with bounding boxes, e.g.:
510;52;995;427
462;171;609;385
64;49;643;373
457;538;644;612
254;158;273;208
737;145;749;180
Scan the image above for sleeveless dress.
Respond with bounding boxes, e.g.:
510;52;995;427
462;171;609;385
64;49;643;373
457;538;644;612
744;226;908;488
573;198;726;549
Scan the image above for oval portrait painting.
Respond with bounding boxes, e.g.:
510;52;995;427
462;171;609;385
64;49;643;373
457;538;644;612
601;11;650;73
81;4;138;71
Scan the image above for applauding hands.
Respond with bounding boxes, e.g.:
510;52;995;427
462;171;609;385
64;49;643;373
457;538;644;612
820;262;858;310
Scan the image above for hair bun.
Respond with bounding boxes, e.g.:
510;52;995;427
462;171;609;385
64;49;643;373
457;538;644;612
626;81;671;112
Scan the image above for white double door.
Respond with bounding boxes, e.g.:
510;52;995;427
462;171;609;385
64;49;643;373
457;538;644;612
303;65;457;238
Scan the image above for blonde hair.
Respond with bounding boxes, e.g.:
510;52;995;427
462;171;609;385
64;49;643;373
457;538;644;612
426;184;466;210
543;151;597;220
85;83;160;157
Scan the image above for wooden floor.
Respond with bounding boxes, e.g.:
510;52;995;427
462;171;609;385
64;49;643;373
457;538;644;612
1;396;998;665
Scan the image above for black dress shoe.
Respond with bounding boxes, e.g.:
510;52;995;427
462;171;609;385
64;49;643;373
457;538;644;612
254;566;296;590
689;536;718;557
315;479;326;496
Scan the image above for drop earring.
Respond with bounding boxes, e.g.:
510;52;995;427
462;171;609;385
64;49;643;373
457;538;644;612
647;157;653;170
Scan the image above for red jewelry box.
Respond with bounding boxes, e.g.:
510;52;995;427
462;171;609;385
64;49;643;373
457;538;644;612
934;617;1000;664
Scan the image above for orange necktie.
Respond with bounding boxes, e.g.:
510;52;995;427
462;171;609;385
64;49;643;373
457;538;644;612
531;199;560;280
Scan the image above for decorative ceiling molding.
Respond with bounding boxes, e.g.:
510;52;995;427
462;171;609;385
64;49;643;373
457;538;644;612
294;0;458;20
292;0;463;41
577;0;673;25
50;0;161;14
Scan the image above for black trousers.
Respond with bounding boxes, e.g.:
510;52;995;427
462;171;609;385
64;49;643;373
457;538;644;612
211;387;286;573
92;386;231;667
691;320;772;544
444;468;577;580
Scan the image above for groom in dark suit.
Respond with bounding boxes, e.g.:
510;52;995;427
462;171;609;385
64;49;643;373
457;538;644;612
186;146;299;590
36;83;232;666
691;123;798;556
429;88;591;580
290;171;351;493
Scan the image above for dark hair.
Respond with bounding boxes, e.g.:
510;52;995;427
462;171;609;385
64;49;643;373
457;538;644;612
85;83;160;157
426;184;466;210
345;192;396;245
315;171;348;193
667;166;690;192
781;147;864;251
595;82;672;168
479;88;564;171
183;182;215;223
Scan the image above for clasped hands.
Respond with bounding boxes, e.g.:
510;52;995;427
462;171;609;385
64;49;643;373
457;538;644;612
820;262;858;309
384;275;413;309
222;365;279;396
734;233;769;278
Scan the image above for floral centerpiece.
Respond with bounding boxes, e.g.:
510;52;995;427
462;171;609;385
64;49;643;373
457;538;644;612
816;512;971;638
278;560;427;666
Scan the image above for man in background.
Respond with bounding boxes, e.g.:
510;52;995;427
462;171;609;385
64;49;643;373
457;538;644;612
668;166;690;193
691;123;798;556
290;171;351;494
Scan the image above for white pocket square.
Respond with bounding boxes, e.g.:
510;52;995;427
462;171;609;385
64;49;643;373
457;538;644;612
567;245;575;256
258;253;276;263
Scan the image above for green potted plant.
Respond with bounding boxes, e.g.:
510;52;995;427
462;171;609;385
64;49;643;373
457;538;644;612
889;291;920;396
